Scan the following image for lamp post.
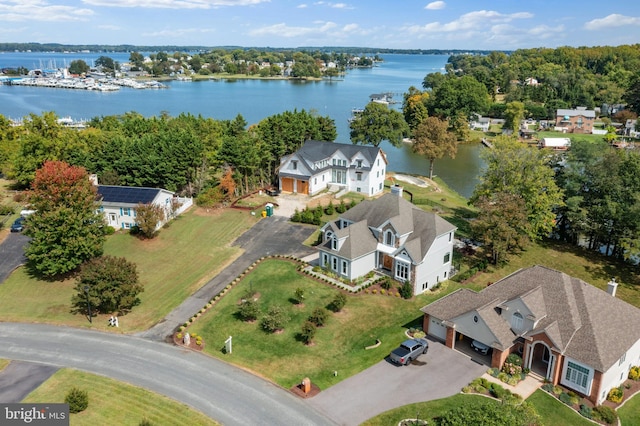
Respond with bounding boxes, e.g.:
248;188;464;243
83;285;92;323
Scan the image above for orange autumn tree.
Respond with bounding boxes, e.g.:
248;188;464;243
25;160;105;277
219;168;236;201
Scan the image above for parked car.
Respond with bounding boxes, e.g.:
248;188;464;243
471;339;491;355
10;217;25;233
389;338;429;366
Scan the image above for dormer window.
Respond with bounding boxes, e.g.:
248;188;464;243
356;159;363;168
331;236;338;250
384;230;395;246
511;312;524;331
291;160;298;170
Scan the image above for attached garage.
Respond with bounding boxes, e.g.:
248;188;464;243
281;177;294;193
427;317;448;341
280;177;309;194
297;180;309;194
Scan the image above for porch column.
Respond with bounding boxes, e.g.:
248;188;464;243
445;326;455;349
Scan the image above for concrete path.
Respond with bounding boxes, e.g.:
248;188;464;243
137;216;317;341
0;323;336;426
0;360;58;402
308;337;486;425
481;372;543;399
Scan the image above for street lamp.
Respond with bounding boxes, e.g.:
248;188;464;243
83;285;92;323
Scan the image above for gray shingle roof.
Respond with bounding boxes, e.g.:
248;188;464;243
421;265;640;372
292;140;383;173
340;193;456;261
557;108;596;118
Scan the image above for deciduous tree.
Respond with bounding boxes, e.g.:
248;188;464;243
25;161;105;277
411;116;457;179
134;202;164;238
349;101;409;147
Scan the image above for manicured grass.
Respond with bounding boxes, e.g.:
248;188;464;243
618;391;640;426
360;394;503;426
526;389;593;426
189;258;477;390
0;208;257;331
536;131;606;143
22;368;217;426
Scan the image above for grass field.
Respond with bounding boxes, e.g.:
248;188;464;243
0;208;257;331
618;392;640;426
22;368;217;426
526;390;594;426
189;258;481;390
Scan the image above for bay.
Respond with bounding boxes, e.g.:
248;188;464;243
0;52;483;198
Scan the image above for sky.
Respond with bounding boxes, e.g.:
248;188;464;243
1;0;639;50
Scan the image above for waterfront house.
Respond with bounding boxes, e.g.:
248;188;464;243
318;188;456;295
539;137;571;150
555;107;595;134
278;140;387;196
421;265;640;405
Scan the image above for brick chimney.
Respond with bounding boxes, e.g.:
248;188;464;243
607;278;618;297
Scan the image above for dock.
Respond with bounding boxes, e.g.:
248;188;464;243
481;138;494;149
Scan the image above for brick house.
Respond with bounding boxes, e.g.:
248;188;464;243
555;107;596;134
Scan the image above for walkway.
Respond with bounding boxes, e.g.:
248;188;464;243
481;372;544;399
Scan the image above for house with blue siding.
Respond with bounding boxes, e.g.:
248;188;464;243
318;188;456;295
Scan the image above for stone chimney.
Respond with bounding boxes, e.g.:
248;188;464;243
391;184;403;197
607;278;618;297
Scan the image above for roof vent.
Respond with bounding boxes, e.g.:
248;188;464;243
607;278;618;297
391;184;403;197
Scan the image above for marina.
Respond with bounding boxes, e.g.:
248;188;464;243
4;76;166;91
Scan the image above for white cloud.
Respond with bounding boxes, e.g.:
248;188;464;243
425;1;445;10
403;9;533;34
250;21;340;38
98;24;122;30
81;0;269;9
584;14;640;30
297;3;308;8
313;1;353;9
0;0;94;22
143;27;215;37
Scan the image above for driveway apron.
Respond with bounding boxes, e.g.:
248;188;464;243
0;233;29;284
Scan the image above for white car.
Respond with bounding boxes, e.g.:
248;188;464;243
471;340;491;355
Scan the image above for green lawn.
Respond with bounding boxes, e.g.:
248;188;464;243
526;390;594;426
360;394;507;426
0;208;257;331
537;131;606;143
189;258;477;390
22;368;217;426
618;392;640;426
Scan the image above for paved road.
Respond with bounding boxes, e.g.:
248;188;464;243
308;337;486;425
0;360;58;402
0;233;29;284
138;216;317;341
0;323;336;426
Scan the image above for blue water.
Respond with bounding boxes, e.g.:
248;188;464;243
0;52;482;197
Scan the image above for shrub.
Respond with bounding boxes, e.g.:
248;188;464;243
65;387;89;413
629;365;640;380
139;419;153;426
488;383;507;399
329;292;347;312
592;405;617;424
505;353;523;366
260;305;289;333
325;202;335;215
294;287;305;304
607;386;624;403
238;299;260;321
0;204;14;215
380;277;392;290
336;200;347;213
308;308;329;327
399;281;413;299
488;367;500;377
559;392;573;406
300;321;317;344
291;208;301;222
349;199;357;209
380;289;386;295
541;383;554;393
579;404;592;419
497;372;509;383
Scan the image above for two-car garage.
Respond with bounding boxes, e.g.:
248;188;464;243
280;177;309;194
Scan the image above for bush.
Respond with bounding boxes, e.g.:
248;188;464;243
607;386;624;403
260;305;289;333
579;404;592;419
336;200;347;213
238;299;260;321
139;419;153;426
0;204;14;215
65;387;89;413
380;277;392;290
291;208;301;222
488;383;507;400
308;308;329;327
325;202;335;215
505;353;523;366
541;383;554;393
328;292;347;312
349;199;357;209
399;281;413;299
629;365;640;380
300;320;317;344
294;287;305;304
592;405;617;424
559;392;573;406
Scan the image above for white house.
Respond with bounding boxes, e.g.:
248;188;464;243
318;188;456;295
539;137;571;150
421;266;640;405
96;184;192;230
279;140;387;196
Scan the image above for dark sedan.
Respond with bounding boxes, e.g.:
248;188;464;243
10;217;25;233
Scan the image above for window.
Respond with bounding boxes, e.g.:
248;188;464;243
385;230;394;246
379;182;382;190
341;260;347;274
331;237;338;250
443;253;450;263
314;177;317;185
291;160;297;170
322;253;328;267
396;261;409;281
332;257;338;271
449;232;452;242
356;159;362;168
619;352;627;366
332;159;336;166
511;312;524;331
565;361;590;391
322;175;325;182
356;187;361;193
356;172;362;181
122;207;131;216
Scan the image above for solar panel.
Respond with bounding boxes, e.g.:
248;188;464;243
97;185;160;204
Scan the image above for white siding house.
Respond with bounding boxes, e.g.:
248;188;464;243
318;190;456;295
279;140;387;196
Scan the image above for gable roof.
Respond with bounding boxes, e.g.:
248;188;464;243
322;220;378;259
340;193;456;261
422;265;640;372
97;185;166;205
289;140;384;172
557;108;596;118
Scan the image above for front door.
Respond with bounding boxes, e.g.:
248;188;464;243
382;255;393;270
109;213;117;226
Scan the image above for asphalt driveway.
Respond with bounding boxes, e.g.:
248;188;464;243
0;360;58;402
0;232;29;284
308;337;486;425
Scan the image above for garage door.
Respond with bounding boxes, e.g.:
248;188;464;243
281;178;294;193
297;180;309;194
428;317;447;341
